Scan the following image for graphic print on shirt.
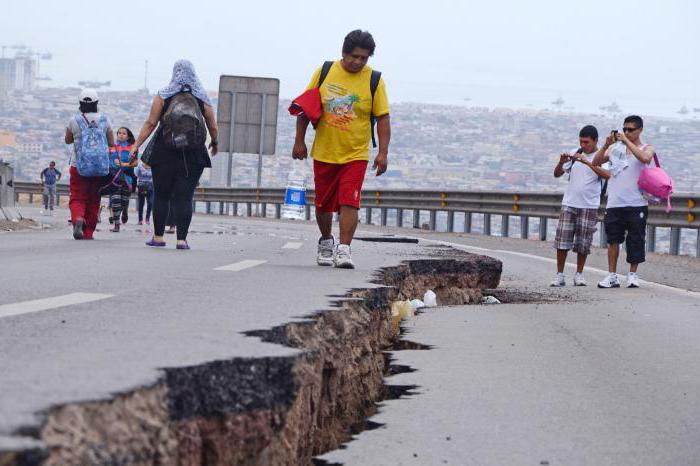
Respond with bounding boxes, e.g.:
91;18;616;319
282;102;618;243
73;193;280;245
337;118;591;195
323;82;360;131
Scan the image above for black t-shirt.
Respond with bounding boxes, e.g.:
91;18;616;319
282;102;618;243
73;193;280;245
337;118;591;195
149;95;211;169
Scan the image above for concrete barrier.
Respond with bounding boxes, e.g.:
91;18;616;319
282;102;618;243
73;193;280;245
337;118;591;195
0;161;21;221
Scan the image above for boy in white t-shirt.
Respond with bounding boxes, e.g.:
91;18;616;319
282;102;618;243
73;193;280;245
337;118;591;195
592;115;655;289
551;125;610;286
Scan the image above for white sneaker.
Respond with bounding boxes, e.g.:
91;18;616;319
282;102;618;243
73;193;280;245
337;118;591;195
316;237;335;266
627;273;640;288
597;273;620;289
574;273;587;286
333;244;355;269
550;273;565;287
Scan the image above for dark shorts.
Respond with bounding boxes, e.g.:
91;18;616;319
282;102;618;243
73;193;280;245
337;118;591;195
604;206;648;264
313;160;368;213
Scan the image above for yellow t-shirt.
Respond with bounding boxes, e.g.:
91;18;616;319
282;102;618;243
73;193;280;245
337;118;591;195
305;61;390;164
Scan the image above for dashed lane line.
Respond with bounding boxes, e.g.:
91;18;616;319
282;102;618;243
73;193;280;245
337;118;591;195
0;293;114;319
282;242;303;249
214;259;268;272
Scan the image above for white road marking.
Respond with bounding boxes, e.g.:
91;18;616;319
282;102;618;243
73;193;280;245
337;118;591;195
405;235;700;300
282;242;303;249
214;259;268;272
0;293;114;319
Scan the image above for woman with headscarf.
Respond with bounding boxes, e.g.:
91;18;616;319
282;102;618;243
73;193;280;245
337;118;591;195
130;60;218;249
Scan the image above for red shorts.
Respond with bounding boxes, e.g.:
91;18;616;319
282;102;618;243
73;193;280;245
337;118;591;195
313;160;368;213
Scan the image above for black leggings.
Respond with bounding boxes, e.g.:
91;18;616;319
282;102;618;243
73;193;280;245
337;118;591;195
152;162;203;240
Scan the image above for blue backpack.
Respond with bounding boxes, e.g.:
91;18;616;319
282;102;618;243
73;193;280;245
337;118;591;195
75;114;110;177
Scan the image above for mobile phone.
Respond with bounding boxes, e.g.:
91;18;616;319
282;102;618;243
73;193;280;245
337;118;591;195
611;130;619;138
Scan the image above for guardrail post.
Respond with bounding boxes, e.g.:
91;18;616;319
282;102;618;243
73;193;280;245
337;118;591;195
275;204;281;219
670;227;681;255
305;204;311;220
396;208;403;227
520;216;529;239
56;194;61;206
538;217;547;241
365;207;372;224
501;215;509;237
246;203;252;217
206;201;212;214
380;208;388;226
447;211;455;232
696;230;700;258
29;193;33;203
464;212;472;233
599;221;607;247
219;202;225;215
646;225;656;252
429;211;437;231
413;209;420;228
483;213;491;236
261;203;267;218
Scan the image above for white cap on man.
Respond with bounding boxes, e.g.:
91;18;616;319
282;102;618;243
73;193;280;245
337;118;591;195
79;88;99;103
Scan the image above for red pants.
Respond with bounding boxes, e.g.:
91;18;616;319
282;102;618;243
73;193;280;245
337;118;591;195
69;166;103;239
313;160;368;213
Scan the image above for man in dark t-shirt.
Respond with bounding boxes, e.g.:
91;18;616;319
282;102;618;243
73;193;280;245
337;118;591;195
40;161;62;214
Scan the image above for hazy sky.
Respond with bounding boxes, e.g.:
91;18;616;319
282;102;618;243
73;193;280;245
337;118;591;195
2;0;698;116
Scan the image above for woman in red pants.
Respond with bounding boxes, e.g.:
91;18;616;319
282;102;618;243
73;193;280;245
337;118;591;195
64;89;115;239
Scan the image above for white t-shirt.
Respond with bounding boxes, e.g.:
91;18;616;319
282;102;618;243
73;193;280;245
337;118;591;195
561;149;604;209
605;142;650;208
66;112;113;167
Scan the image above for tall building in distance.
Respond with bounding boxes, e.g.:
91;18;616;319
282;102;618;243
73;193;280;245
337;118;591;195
0;56;37;97
0;58;15;97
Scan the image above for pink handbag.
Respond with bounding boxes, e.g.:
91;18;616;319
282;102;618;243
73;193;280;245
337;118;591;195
638;153;674;212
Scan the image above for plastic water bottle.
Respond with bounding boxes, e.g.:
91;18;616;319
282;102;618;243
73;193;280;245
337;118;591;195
282;161;307;220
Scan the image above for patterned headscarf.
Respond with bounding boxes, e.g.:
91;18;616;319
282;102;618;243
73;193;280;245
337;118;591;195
158;59;211;105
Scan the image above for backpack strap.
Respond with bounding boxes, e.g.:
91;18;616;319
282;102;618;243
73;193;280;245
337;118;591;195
369;70;382;148
652;153;661;168
317;61;334;88
75;114;88;130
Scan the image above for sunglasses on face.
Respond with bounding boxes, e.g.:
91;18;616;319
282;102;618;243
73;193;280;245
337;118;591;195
623;127;639;133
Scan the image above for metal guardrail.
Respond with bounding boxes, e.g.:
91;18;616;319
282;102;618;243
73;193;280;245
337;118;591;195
13;182;700;256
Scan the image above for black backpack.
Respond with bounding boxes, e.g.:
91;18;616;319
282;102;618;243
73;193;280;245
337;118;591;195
161;85;207;149
317;61;382;148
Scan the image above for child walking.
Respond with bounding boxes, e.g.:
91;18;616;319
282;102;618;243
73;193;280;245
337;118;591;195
107;127;137;232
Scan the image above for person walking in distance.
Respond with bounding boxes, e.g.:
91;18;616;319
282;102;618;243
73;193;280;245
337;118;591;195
135;160;154;225
551;125;610;287
592;115;655;288
40;161;61;215
65;89;114;240
130;60;218;249
292;29;391;269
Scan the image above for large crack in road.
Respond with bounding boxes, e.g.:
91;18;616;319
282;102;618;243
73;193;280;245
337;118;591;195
1;253;502;466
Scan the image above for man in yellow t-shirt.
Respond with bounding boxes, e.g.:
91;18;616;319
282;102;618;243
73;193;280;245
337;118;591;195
292;29;391;269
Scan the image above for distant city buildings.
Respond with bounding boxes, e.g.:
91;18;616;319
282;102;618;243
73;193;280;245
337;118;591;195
0;87;698;194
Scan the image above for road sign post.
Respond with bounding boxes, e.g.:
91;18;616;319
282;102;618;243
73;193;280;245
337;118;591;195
216;76;279;194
